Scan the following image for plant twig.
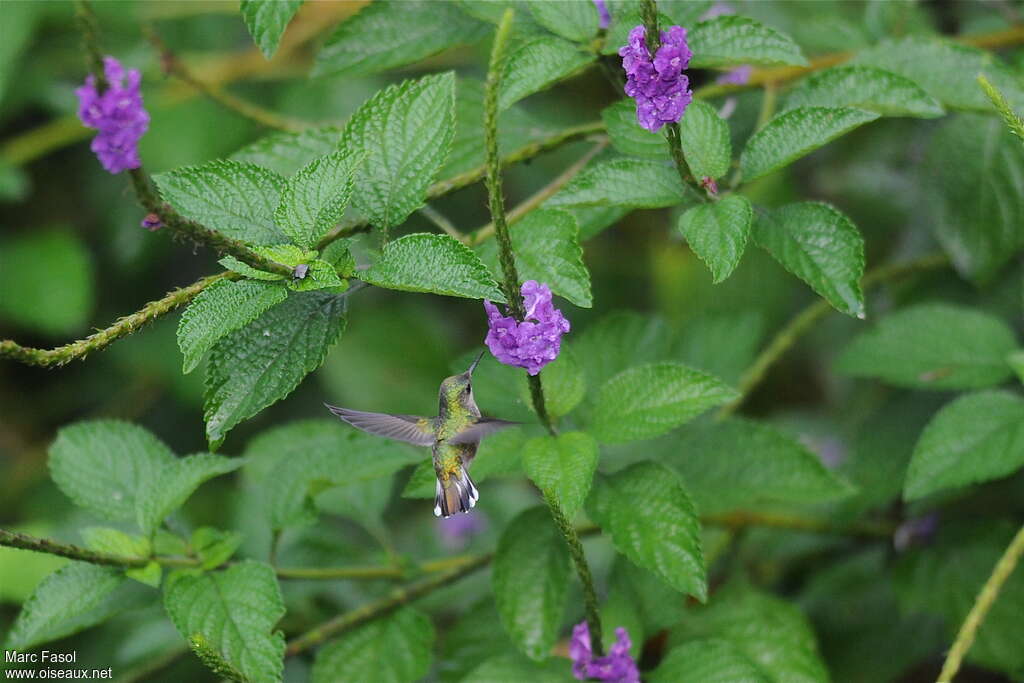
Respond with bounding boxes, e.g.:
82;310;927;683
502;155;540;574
0;528;151;568
937;524;1024;683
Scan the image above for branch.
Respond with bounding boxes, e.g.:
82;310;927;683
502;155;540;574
0;528;151;568
937;524;1024;682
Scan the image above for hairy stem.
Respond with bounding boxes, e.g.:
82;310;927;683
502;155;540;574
0;528;151;568
937;524;1024;683
546;495;604;654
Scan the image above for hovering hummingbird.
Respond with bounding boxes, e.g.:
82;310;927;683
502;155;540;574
325;351;517;518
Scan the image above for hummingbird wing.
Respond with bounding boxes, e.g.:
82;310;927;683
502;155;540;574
447;417;520;445
325;404;435;446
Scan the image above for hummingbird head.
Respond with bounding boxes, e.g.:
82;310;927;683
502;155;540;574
438;350;484;418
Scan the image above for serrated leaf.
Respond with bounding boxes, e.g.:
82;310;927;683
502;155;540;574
312;608;434;683
587;462;706;600
344;72;456;230
527;0;599;42
547;158;689;209
678;195;752;283
752;201;865;317
785;65;944;118
904;391;1024;501
650;639;768;683
678;99;732;180
137;454;242;535
522;432;598;517
924;113;1024;283
286;259;346;292
590;362;737;444
475;208;591;307
836;303;1017;390
253;243;317;268
688;15;807;68
667;418;854;514
275;150;360;249
602;99;668;159
80;527;150;558
240;0;302;59
192;527;243;570
363;233;505;301
204;291;347;448
5;563;151;650
231;127;342;177
314;1;487;77
153;160;288;246
125;561;162;588
178;279;288;374
493;506;570;660
574;312;675;393
164;561;285;682
740;106;879;182
218;257;285;281
500;35;594;110
48;420;175;522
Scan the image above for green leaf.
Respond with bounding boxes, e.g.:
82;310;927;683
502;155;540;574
678;195;752;283
674;311;764;386
520;343;586;418
314;1;487;77
924;113;1024;283
671;581;830;683
586;462;706;600
344;72;456;230
218;257;286;281
137;454;242;535
177;279;288;374
522;432;598;517
688;15;807;68
239;0;302;59
650;639;768;683
836;303;1017;390
125;561;162;588
499;35;594;110
752;201;865;317
192;527;243;570
667;418;854;514
49;420;175;522
785;65;944;118
574;312;675;393
154;159;288;246
204;291;347;448
5;563;152;650
476;208;591;307
164;561;285;682
252;243;317;268
602;99;668;159
231;126;342;177
493;506;570;660
740;106;879;182
463;654;573;683
527;0;599;42
80;527;150;558
0;229;94;337
547;158;689;209
275;150;361;249
589;362;737;444
904;391;1024;501
286;259;346;292
312;608;434;683
363;233;505;301
678;100;732;181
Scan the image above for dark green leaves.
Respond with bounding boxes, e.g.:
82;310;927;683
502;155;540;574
492;507;569;660
678;195;752;283
688;16;807;68
741;107;879;182
344;72;456;230
678;100;732;180
231;126;341;177
528;1;600;42
154;160;287;245
753;202;865;317
315;1;487;77
650;639;768;683
364;233;505;301
275;150;361;249
904;391;1024;500
137;454;242;535
522;432;598;517
785;65;944;119
836;303;1018;390
587;463;706;600
590;362;737;444
548;158;689;209
602;99;667;159
312;608;434;683
499;35;594;110
204;291;347;447
240;0;302;59
164;561;285;682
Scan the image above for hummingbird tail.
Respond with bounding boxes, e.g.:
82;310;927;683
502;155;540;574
433;469;479;518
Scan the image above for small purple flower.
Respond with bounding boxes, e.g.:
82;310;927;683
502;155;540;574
76;56;149;174
436;511;486;549
717;64;753;86
593;0;610;30
569;622;640;683
619;25;693;132
483;281;570;376
140;213;162;231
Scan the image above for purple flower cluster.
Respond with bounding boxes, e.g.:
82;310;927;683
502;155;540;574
76;56;149;174
593;0;611;30
483;281;569;376
619;25;693;132
569;622;639;683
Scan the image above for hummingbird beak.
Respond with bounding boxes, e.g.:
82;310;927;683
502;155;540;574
467;349;485;376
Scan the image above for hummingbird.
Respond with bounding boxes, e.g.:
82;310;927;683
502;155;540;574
325;351;517;517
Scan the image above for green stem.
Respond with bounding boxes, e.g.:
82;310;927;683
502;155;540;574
754;80;778;131
937;524;1024;683
75;1;107;91
546;495;603;655
0;528;151;568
